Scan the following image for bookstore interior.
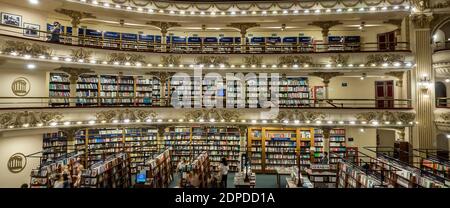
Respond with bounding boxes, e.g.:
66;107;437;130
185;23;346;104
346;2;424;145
0;0;449;189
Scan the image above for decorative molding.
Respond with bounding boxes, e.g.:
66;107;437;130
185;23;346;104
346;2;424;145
1;40;52;56
8;153;27;173
194;56;229;66
355;111;415;123
70;48;92;61
161;55;181;66
96;109;157;123
411;0;430;11
108;53;146;65
330;54;349;65
308;21;342;37
411;13;434;29
184;109;241;121
278;55;313;66
366;54;405;65
54;9;95;28
0;111;63;128
243;55;263;66
385;71;405;87
146;21;181;34
55;67;94;83
308;72;343;85
11;77;31;97
226;23;260;35
276;110;327;121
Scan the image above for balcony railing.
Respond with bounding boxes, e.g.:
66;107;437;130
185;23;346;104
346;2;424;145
433;41;450;52
436;97;450;108
0;27;410;54
0;97;412;109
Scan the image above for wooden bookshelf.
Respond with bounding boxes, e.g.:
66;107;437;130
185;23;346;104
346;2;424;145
135;148;174;188
42;131;68;164
329;128;346;164
30;153;83;188
179;151;211;188
76;74;99;106
313;128;324;162
49;73;70;106
80;153;131;188
247;127;314;173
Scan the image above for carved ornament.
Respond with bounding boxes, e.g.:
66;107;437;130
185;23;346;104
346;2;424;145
96;109;157;123
195;56;229;66
278;55;313;66
184;109;241;121
0;111;63;128
108;53;146;65
1;40;52;56
366;54;405;65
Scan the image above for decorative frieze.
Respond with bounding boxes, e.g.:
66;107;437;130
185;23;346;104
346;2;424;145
95;109;157;123
195;56;229;66
366;54;405;65
276;110;327;122
0;111;63;128
243;55;263;66
330;54;349;65
278;55;313;66
108;53;146;65
355;111;415;124
1;40;52;56
161;55;181;66
184;109;241;121
70;48;93;61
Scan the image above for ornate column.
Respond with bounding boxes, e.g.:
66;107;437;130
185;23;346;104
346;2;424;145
55;9;95;45
157;125;168;152
147;72;175;106
309;72;343;100
227;23;260;53
321;127;332;157
411;8;435;150
56;67;93;106
308;21;342;44
147;21;181;52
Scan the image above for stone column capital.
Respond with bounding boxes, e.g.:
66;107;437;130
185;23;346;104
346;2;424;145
308;72;343;86
147;21;181;35
308;21;342;37
55;67;94;84
227;23;260;36
55;9;95;28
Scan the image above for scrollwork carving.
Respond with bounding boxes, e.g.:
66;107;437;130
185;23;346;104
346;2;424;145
70;48;92;61
366;54;405;65
195;56;229;66
0;111;63;128
96;109;157;123
278;55;313;66
330;54;349;65
184;109;240;121
161;55;181;66
108;53;146;65
243;55;263;66
1;41;52;56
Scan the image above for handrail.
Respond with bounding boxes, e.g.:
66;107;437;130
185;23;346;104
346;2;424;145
436;97;450;108
0;27;411;54
0;97;413;109
433;41;450;52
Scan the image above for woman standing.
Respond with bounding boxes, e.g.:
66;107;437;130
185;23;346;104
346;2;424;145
219;157;229;188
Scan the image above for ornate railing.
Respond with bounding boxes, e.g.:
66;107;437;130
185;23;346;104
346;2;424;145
0;97;412;109
0;27;410;54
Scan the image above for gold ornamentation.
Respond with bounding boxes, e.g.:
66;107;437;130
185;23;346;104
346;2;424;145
54;9;95;28
411;13;434;28
308;21;342;37
96;109;157;123
433;0;450;8
70;48;92;61
278;55;313;66
226;23;260;36
0;111;63;128
330;54;349;65
161;55;181;66
8;153;27;173
146;21;181;34
243;55;263;66
411;0;430;11
366;54;405;65
184;109;241;121
308;72;343;86
1;40;52;56
385;71;405;87
108;53;146;65
55;67;94;84
195;56;229;66
355;111;415;123
11;77;30;97
276;110;327;121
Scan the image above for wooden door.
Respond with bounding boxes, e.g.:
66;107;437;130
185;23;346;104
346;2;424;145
375;81;394;108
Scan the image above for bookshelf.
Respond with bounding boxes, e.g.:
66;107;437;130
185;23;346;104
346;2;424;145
278;77;310;107
76;74;99;106
329;128;346;164
313;128;324;163
421;157;450;180
299;128;313;170
75;127;159;174
80;153;131;188
248;128;263;172
135;148;174;188
306;164;338;188
49;73;70;106
30;153;83;188
135;76;154;106
247;127;315;173
42;131;68;164
99;75;135;106
225;74;244;108
164;126;192;167
180;151;211;188
346;147;358;164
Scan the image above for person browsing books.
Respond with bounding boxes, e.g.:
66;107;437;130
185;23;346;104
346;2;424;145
321;152;329;165
53;174;64;188
219;157;229;188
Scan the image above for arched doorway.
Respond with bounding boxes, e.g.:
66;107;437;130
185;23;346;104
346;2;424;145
435;81;447;107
